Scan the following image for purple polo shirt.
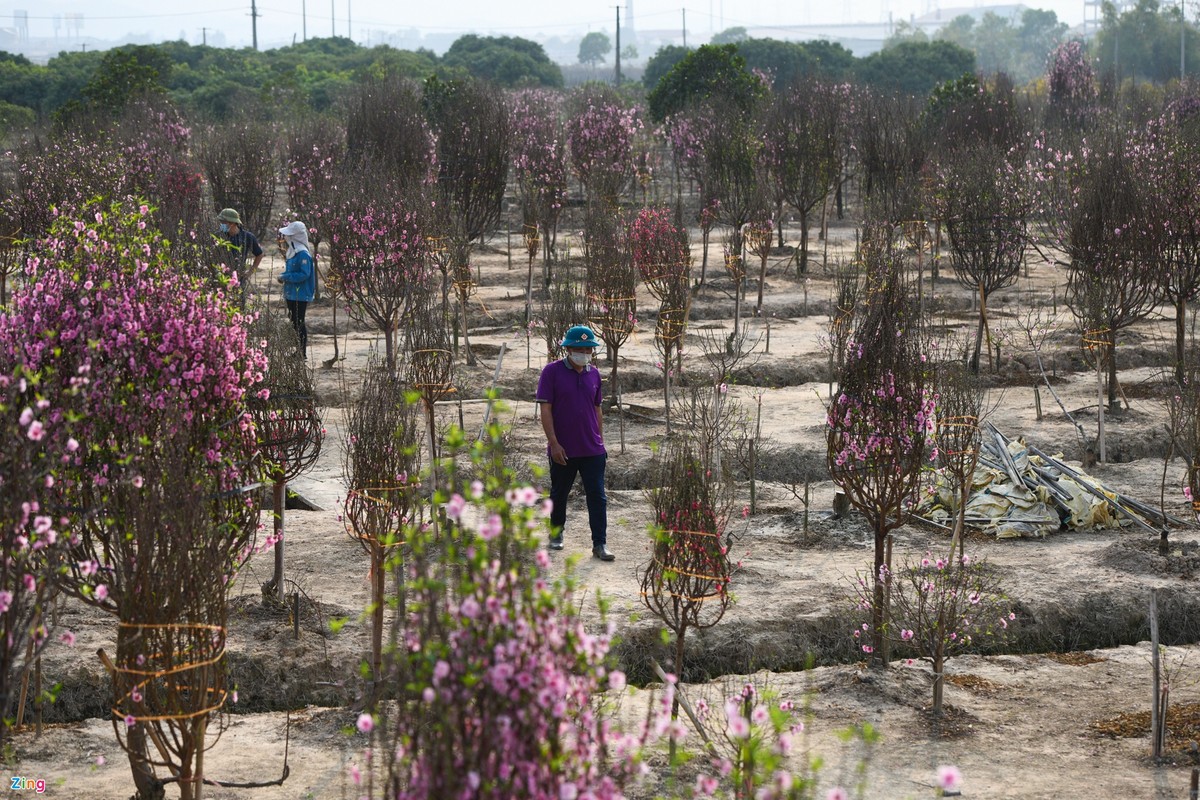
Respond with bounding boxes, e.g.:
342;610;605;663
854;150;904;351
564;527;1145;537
536;358;605;458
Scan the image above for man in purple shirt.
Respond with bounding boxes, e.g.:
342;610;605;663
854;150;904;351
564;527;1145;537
537;325;614;561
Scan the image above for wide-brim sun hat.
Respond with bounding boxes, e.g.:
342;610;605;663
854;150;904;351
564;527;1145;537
560;325;600;348
279;220;307;237
217;208;242;225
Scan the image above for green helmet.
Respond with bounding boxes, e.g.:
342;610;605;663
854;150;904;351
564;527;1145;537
560;325;600;348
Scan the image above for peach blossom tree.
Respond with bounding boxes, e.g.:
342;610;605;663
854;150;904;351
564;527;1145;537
0;200;266;799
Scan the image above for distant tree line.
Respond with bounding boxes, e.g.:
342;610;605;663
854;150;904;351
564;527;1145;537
0;1;1195;134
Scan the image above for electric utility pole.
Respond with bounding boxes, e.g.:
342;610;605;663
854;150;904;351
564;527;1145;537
302;0;307;40
682;8;686;47
614;6;622;87
199;26;208;46
250;0;261;50
331;0;336;36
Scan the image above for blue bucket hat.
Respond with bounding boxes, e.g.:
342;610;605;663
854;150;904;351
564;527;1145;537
561;325;600;348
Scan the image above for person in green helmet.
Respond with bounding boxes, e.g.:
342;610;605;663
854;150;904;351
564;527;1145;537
216;207;263;308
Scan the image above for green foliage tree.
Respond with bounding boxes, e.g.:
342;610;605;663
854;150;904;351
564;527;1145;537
973;13;1019;76
0;99;33;136
81;45;174;110
642;44;690;91
855;39;976;96
1095;0;1200;84
882;20;929;49
442;34;563;87
802;39;858;79
1014;10;1068;81
711;26;749;44
935;15;976;52
578;31;612;67
646;43;764;122
0;55;49;114
736;38;809;87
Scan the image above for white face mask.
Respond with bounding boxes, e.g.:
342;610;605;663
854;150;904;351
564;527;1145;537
568;352;592;367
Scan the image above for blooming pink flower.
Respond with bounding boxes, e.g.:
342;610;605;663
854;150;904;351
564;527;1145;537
478;514;503;541
356;713;374;734
446;493;466;521
937;765;962;791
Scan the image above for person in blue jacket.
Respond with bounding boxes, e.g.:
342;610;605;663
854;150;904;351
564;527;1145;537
276;220;316;358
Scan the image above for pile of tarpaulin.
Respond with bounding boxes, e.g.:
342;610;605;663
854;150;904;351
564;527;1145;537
916;423;1185;538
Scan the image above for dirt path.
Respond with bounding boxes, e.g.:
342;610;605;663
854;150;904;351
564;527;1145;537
15;222;1200;798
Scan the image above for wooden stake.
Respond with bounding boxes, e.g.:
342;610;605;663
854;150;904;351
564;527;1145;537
651;659;716;755
1097;355;1106;464
15;636;33;728
477;343;507;441
1151;588;1162;760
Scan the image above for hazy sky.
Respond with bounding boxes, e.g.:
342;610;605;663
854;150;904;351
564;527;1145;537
6;0;1090;49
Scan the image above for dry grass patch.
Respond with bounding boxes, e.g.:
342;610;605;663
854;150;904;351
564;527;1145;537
945;673;1003;693
1043;651;1107;666
1094;701;1200;752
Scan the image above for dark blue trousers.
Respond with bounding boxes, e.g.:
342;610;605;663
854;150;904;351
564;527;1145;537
548;454;607;547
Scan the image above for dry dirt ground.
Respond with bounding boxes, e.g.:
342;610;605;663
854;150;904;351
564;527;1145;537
12;220;1200;799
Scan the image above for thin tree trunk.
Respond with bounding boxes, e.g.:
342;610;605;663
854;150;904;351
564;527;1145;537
459;292;477;367
871;525;886;665
127;725;162;800
883;533;893;667
933;650;945;714
1107;331;1119;410
1177;296;1187;388
670;628;686;762
798;214;810;277
272;475;286;605
384;324;396;375
971;288;987;374
371;544;385;683
193;717;207;800
756;254;767;313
